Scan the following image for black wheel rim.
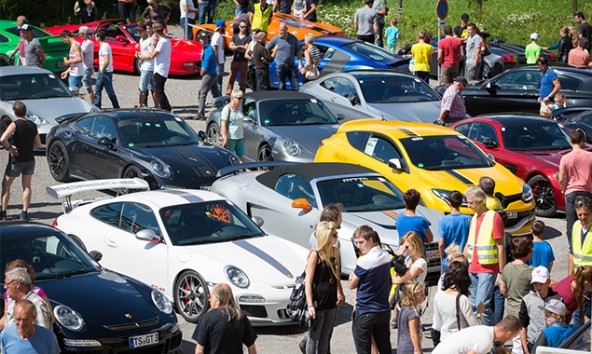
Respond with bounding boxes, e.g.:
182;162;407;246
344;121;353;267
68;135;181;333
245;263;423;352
206;125;219;144
124;168;141;179
176;273;207;321
49;144;66;178
531;179;556;214
257;145;273;162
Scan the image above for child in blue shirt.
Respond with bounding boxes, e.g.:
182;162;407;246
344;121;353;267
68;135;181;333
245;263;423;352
396;189;433;244
531;299;575;352
437;191;471;272
526;220;555;272
385;17;400;52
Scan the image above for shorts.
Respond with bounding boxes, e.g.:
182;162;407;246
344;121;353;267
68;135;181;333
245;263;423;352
68;75;83;93
5;160;35;177
139;69;155;92
540;101;552;115
82;67;94;89
440;65;459;86
227;138;245;157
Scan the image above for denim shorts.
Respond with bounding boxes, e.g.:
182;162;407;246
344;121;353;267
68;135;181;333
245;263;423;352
68;75;83;93
5;160;35;177
82;67;94;89
227;138;245;157
139;69;155;92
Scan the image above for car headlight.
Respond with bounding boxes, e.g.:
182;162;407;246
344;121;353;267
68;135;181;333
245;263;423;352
151;290;173;314
283;139;301;157
54;305;85;331
522;183;533;203
225;265;250;288
26;113;48;126
149;160;171;179
228;153;240;165
433;188;467;206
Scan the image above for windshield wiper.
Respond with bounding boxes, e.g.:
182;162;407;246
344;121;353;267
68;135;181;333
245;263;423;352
60;268;95;278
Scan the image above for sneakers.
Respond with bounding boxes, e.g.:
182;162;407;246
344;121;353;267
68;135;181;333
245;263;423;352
20;210;29;221
196;112;205;120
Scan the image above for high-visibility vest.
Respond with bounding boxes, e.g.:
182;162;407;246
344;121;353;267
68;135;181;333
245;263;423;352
467;210;499;265
571;221;592;269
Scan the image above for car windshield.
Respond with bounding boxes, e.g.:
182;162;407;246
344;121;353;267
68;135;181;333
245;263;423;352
342;42;399;61
160;200;265;245
5;26;51;39
399;135;494;170
258;98;338;126
1;230;100;281
501;121;571;151
317;176;405;212
118;117;202;148
123;24;141;42
0;73;73;101
357;76;439;103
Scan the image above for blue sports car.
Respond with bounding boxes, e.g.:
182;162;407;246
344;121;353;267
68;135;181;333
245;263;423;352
269;36;410;89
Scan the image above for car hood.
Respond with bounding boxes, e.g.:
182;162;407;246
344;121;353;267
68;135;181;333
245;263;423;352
509;149;571;168
266;124;339;157
1;97;95;124
170;38;202;61
39;271;169;331
367;101;441;123
179;236;307;284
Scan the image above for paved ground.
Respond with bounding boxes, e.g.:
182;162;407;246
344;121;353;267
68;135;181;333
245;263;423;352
0;27;573;352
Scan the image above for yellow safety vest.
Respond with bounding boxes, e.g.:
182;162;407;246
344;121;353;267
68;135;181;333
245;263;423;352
467;210;499;265
571;221;592;269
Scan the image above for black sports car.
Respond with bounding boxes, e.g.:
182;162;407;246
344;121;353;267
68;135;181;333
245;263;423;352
440;65;592;116
553;108;592;144
46;109;241;189
1;222;182;353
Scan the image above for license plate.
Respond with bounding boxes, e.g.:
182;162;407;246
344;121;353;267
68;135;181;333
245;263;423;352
507;211;518;219
426;249;440;260
129;332;159;348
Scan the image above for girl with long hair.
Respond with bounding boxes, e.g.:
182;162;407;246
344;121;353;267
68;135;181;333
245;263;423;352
397;281;426;354
553;265;592;328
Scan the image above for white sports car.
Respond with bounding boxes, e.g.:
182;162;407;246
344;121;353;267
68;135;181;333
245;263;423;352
49;179;308;325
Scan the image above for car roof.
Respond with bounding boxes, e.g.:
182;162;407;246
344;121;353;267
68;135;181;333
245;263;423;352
245;91;317;101
334;70;414;79
0;66;53;76
337;119;458;138
100;189;226;207
0;221;58;237
512;65;592;77
470;114;559;125
73;109;181;122
314;36;358;45
255;162;379;189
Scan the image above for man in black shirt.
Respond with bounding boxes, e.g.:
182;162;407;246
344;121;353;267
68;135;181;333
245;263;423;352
454;13;469;39
574;12;592;51
0;101;41;221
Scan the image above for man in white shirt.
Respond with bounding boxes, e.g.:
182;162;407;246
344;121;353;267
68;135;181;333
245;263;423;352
138;22;172;111
135;22;158;108
79;26;94;103
212;19;226;94
93;29;120;109
59;30;84;95
180;0;197;39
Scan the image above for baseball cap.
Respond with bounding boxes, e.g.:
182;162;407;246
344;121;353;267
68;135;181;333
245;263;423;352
544;299;567;317
461;13;469;21
530;32;539;41
19;24;32;31
531;266;550;284
79;26;90;34
454;76;469;86
215;19;226;30
137;23;147;31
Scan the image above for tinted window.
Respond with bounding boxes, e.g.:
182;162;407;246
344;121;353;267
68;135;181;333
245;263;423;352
346;131;370;151
468;123;498;146
75;117;94;135
0;73;72;101
319;77;357;98
5;26;51;39
455;123;472;137
495;70;541;90
558;75;581;90
120;202;160;235
317;176;404;212
118;116;201;148
357;75;439;103
363;135;402;163
501;121;571;150
90;117;117;141
0;34;8;43
274;174;316;206
91;202;123;228
343;41;398;61
258;99;337;126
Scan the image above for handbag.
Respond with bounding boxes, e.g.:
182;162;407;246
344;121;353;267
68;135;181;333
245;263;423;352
305;65;320;80
286;269;310;327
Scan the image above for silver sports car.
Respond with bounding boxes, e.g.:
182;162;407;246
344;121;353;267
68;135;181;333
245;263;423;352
212;162;444;284
204;91;341;162
299;70;442;124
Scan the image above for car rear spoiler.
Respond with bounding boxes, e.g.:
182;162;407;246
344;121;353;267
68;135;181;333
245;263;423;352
47;178;150;212
216;161;297;178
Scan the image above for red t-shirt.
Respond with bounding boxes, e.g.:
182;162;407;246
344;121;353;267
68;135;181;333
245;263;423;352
468;212;504;274
553;275;577;314
438;36;462;67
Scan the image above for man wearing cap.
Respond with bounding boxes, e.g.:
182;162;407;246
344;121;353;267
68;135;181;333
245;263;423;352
212;20;227;94
525;33;542;65
79;26;95;103
531;299;576;352
536;57;560;119
518;266;562;354
251;0;272;32
17;25;45;68
134;22;158;108
438;76;467;125
454;13;469;39
197;31;221;120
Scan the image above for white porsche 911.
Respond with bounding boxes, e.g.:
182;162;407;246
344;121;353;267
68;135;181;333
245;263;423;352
49;179;308;325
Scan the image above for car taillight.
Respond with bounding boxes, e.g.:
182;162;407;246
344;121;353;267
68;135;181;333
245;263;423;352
51;219;58;227
501;53;515;64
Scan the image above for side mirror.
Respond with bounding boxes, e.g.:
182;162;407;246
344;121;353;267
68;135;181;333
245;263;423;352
97;136;114;149
486;153;496;162
336;114;345;121
348;93;360;106
244;116;255;124
116;35;128;42
485;81;497;91
251;216;264;227
387;158;403;170
291;198;311;213
89;250;103;262
483;138;498;149
136;229;161;242
198;130;207;140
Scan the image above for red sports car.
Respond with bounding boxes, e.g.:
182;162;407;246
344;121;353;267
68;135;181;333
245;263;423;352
451;114;585;217
45;20;202;76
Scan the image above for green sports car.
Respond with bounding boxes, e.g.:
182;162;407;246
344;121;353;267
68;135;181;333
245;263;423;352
0;20;69;73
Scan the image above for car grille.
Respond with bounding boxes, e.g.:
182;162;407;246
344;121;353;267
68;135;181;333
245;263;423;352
103;317;159;331
494;192;522;209
241;305;268;318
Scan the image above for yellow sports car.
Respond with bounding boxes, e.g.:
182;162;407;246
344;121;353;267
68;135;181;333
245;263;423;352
315;119;536;236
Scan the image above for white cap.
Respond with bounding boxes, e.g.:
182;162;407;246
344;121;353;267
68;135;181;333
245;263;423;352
530;33;539;41
531;266;550;284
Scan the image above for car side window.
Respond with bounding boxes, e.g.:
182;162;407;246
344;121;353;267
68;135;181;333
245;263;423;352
320;77;357;98
0;34;8;43
90;202;123;228
471;123;498;145
496;71;541;90
580;113;592;126
120;202;160;235
364;135;402;163
346;131;371;152
454;123;472;138
244;99;257;120
75;117;95;135
274;174;316;207
557;75;581;91
90;117;117;141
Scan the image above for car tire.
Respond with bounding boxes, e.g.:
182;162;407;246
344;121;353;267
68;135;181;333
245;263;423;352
0;55;11;67
206;123;220;145
122;165;148;193
528;175;557;217
134;58;141;75
174;270;209;323
483;63;493;79
47;141;72;182
257;144;273;162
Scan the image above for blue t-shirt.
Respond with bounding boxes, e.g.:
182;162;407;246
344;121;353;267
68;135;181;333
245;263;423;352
385;26;400;47
396;214;431;243
540;68;558;99
1;325;60;354
353;246;391;315
201;43;218;75
438;213;472;268
526;240;555;271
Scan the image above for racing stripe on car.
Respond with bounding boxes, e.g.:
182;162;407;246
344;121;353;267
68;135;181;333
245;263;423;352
232;239;293;278
383;210;398;220
159;189;203;203
445;170;474;185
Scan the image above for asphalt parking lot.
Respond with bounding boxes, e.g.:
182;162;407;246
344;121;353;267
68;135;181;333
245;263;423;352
0;44;574;352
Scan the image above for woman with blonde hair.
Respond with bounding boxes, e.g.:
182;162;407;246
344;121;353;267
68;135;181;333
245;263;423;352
397;281;426;354
300;33;322;83
304;221;345;354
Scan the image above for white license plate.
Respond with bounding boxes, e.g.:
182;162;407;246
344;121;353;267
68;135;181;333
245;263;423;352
426;249;440;260
507;211;518;219
129;332;159;348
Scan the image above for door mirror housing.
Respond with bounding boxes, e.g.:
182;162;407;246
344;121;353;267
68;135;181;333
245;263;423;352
251;216;264;227
116;35;128;43
291;198;311;213
485;81;497;91
136;229;161;242
89;250;103;262
348;93;360;106
336;114;345;121
484;138;498;149
387;158;403;170
97;136;114;149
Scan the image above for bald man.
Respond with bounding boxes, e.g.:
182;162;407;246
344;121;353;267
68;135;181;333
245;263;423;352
0;300;59;354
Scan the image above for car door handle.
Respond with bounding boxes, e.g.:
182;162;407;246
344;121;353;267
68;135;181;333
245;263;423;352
106;239;117;247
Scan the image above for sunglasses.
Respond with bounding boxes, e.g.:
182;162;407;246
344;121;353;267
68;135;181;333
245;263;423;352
575;198;592;208
240;26;248;29
3;279;16;288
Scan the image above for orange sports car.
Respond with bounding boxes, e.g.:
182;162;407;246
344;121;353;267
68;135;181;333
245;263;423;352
193;13;344;48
